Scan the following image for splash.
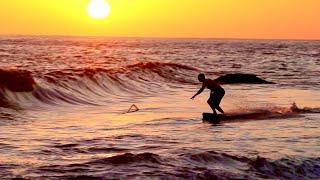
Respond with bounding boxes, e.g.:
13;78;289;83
204;103;320;123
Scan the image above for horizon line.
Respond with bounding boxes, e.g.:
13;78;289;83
1;33;320;42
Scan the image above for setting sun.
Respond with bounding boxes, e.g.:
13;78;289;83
87;0;111;19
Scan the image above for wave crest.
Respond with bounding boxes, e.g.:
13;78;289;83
89;152;161;165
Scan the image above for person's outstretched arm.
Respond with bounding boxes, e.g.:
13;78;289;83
191;85;205;99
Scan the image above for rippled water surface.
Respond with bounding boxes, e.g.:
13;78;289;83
0;36;319;179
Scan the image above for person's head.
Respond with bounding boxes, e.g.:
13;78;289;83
198;73;205;82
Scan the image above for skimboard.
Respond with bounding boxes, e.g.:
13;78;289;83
202;113;226;124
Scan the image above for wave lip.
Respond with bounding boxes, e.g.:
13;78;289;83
115;61;200;85
0;69;35;92
125;61;199;71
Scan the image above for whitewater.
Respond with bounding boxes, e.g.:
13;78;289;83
0;36;319;179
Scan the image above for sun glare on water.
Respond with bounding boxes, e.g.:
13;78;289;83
87;0;111;19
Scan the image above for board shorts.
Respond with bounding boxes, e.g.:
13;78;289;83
208;88;225;106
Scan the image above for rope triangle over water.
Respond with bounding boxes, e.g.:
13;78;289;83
127;104;139;113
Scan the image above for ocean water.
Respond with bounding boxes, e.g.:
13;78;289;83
0;36;319;179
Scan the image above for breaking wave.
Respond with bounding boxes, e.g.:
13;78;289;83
0;61;284;108
0;62;200;108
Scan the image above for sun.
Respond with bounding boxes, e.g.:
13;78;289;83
87;0;111;19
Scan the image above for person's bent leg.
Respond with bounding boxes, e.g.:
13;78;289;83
213;92;224;114
210;104;218;115
207;99;217;115
216;106;224;114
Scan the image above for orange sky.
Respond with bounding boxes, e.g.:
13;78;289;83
1;0;320;39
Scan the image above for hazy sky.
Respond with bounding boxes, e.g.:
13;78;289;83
1;0;320;39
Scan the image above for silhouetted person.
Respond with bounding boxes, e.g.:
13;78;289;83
191;73;225;115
